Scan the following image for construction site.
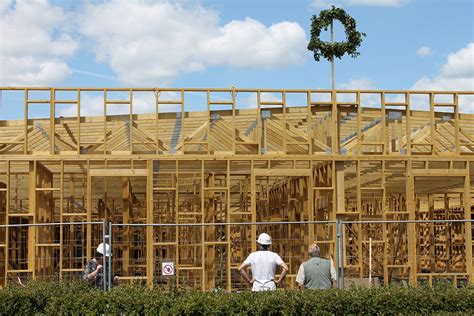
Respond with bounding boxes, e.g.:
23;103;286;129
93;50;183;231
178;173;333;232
0;87;472;291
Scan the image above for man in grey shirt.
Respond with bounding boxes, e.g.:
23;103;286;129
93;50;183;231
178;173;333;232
296;243;336;289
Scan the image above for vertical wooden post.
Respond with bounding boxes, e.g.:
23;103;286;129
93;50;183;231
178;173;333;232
174;160;179;287
226;160;231;291
332;91;338;154
257;92;262;155
103;90;107;155
331;161;337;259
50;88;55;155
181;90;185;154
429;93;435;154
381;92;388;155
207;90;211;154
356;161;362;216
406;159;417;285
77;89;81;154
146;160;154;287
308;161;315;242
428;194;435;273
405;92;411;155
129;89;133;153
307;91;313;154
155;89;160;154
86;160;92;261
356;160;363;279
381;161;389;284
251;160;257;252
28;161;36;279
282;91;287;153
356;92;362;155
335;161;345;213
201;160;206;290
59;161;64;280
4;161;10;287
122;177;130;277
24;89;28;155
464;162;472;282
231;88;236;154
454;93;460;154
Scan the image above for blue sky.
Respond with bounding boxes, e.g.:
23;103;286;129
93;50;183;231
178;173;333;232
0;0;473;118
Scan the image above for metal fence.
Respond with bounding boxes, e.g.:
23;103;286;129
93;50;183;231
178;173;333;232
0;219;471;290
340;219;472;288
108;221;337;291
0;221;107;290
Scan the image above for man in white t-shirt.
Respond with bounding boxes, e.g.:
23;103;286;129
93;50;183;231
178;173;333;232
238;233;289;291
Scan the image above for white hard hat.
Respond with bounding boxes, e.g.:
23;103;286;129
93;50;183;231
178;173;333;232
257;233;272;245
96;243;112;257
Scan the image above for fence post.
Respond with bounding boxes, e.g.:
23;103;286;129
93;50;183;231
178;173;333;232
369;237;372;287
108;221;113;291
335;219;341;288
102;220;107;291
339;220;345;289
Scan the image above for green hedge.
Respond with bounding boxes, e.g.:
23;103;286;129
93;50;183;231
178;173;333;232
0;282;472;315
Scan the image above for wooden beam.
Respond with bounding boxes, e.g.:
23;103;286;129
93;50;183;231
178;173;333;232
464;164;472;282
146;160;154;287
28;161;36;278
336;161;345;213
89;169;147;177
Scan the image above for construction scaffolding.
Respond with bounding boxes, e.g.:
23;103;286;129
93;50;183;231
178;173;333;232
0;87;472;290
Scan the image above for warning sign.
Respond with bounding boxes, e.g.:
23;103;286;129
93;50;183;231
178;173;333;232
162;262;174;276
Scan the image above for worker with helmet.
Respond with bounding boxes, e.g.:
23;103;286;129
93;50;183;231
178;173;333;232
238;232;289;291
83;242;118;289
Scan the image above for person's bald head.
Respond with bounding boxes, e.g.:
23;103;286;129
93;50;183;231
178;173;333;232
308;244;320;258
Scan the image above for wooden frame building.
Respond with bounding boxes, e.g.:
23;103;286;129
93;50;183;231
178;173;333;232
0;87;473;290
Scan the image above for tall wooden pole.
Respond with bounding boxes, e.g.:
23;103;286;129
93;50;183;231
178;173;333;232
330;19;335;90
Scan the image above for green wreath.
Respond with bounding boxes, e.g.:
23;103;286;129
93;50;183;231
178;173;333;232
307;6;366;62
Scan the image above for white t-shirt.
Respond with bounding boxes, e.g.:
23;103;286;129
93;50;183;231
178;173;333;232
243;250;284;291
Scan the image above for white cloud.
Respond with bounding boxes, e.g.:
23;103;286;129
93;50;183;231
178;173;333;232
0;0;13;15
77;0;307;86
58;91;182;117
337;78;379;106
412;42;474;113
311;0;409;8
0;0;78;86
234;92;281;109
200;18;306;68
416;46;433;57
439;43;474;79
337;78;376;90
58;94;154;117
412;43;474;113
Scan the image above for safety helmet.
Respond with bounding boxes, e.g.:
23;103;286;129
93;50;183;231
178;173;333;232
257;233;272;245
96;243;112;257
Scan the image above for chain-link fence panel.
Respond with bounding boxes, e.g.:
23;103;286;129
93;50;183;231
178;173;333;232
110;221;338;291
340;219;472;287
0;221;106;289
